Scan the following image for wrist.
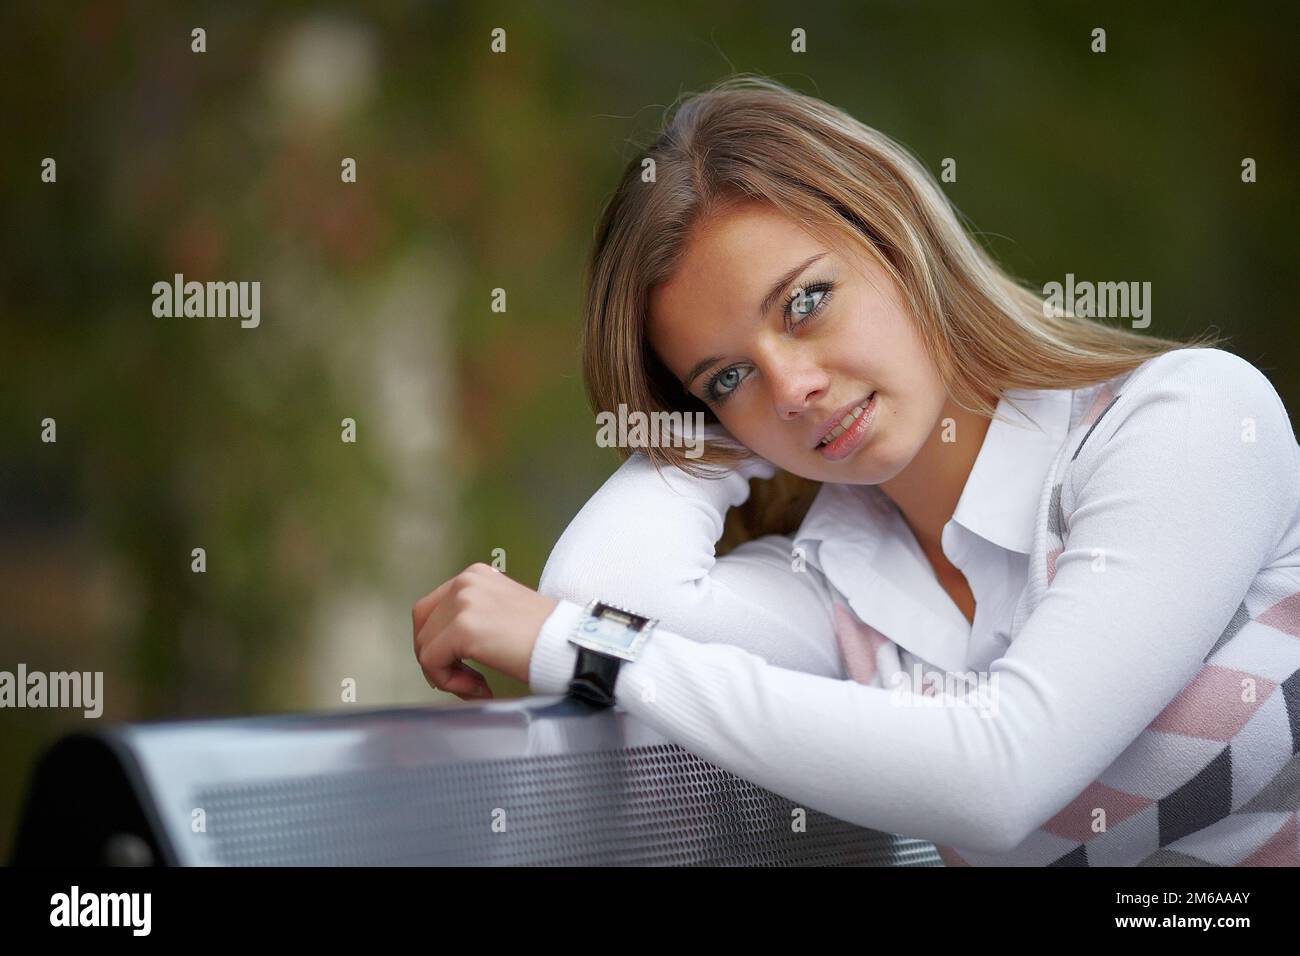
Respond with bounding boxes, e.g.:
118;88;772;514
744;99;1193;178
566;599;659;707
528;599;585;696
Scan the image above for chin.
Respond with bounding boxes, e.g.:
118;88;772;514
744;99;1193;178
821;445;904;486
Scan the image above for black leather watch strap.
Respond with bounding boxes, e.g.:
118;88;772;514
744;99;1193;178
568;646;622;707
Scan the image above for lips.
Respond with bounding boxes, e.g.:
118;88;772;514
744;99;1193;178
814;392;876;448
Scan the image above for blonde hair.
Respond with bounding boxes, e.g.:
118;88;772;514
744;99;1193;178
580;74;1225;551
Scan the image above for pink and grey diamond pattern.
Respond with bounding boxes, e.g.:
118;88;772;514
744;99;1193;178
936;589;1300;866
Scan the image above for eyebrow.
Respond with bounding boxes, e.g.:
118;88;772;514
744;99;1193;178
680;252;827;391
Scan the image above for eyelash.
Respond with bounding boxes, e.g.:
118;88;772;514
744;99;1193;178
703;278;836;404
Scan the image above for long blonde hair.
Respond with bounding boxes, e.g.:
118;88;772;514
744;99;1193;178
580;74;1224;552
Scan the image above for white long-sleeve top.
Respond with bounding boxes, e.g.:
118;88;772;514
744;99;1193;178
529;347;1300;865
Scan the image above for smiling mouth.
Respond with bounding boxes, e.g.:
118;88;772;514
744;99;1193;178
817;392;876;447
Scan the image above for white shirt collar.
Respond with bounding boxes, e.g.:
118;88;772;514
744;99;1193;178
951;386;1075;554
793;386;1074;671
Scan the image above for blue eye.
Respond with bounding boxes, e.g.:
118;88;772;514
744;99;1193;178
706;366;747;401
785;283;831;323
703;278;836;404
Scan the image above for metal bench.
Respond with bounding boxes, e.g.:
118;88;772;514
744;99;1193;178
11;694;943;866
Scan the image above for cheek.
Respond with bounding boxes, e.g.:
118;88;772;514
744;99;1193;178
713;405;761;445
834;309;898;381
868;323;941;408
712;407;786;461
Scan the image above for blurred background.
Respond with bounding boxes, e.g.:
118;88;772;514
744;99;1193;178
0;0;1295;859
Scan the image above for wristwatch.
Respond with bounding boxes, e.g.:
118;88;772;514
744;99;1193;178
567;599;658;707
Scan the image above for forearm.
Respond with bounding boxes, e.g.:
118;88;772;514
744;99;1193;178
538;448;842;677
538;449;772;602
529;598;1019;852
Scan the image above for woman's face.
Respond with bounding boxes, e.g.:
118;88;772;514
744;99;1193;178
647;200;950;485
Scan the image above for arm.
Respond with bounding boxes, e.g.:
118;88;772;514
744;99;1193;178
537;441;843;678
530;349;1299;853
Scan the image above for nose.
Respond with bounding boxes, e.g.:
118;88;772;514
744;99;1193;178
766;352;829;420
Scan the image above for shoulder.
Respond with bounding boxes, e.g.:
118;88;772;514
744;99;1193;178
1052;347;1300;587
1127;347;1285;406
1089;347;1292;443
1068;347;1298;500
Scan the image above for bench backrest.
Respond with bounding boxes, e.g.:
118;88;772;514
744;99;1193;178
12;695;941;866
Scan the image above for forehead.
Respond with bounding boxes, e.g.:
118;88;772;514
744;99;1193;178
658;202;822;298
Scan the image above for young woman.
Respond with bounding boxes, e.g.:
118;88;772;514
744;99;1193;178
412;76;1300;866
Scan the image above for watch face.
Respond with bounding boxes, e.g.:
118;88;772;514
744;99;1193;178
595;606;640;629
569;604;655;660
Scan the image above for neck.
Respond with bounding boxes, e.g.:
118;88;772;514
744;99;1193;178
877;395;993;557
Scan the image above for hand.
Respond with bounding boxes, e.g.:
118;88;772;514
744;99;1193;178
412;563;559;700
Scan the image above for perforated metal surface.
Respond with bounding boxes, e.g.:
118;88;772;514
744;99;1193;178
14;697;943;866
194;743;940;866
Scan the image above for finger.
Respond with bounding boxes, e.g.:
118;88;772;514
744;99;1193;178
420;651;491;699
412;577;458;650
416;612;477;693
446;660;491;696
412;564;494;641
449;661;493;699
417;638;456;692
454;689;493;701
